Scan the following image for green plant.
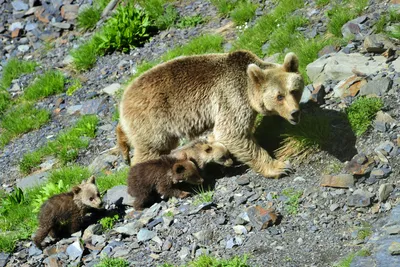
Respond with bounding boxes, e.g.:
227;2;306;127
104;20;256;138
19;115;98;174
0;188;25;215
31;180;69;213
164;211;174;218
137;0;178;30
346;97;384;136
282;188;302;215
93;3;153;53
327;5;354;37
275;114;331;162
176;15;205;28
210;0;236;17
71;40;98;71
230;1;258;25
95;256;129;267
66;78;82;96
334;249;371;267
193;185;214;206
316;0;330;6
96;168;129;193
388;24;400;39
77;6;101;31
162;254;250;267
47;165;91;186
233;0;305;56
99;215;119;230
24;70;65;100
0;103;50;148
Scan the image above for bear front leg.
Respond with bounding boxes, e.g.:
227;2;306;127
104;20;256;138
33;226;51;249
217;135;292;178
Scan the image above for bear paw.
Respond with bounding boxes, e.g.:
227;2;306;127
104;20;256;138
263;160;294;179
179;191;191;199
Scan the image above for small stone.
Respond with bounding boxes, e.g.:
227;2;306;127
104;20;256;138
88;154;118;174
233;225;248;235
330;203;340;211
17;45;29;52
61;4;79;20
81;98;107;115
17;171;49;190
66;105;83;115
137;228;156;242
236;176;250;185
102;83;121;97
82;224;103;241
114;222;140;236
320;174;354;188
378;184;394;202
360;78;393;96
12;0;29;11
347;190;373;207
364;34;396;53
345;154;375;176
193;230;213;243
386;225;400;235
9;22;23;31
66;240;84;261
51;22;71;30
389;242;400;255
294;176;306;182
179;247;190;260
162;239;172;251
28;245;42;256
246;205;279;230
341;22;361;39
370;167;392;179
318;45;339;57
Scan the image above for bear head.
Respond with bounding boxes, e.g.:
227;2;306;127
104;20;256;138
171;153;204;185
247;52;304;125
72;176;102;209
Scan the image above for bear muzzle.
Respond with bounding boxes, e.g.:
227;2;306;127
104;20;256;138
289;109;301;125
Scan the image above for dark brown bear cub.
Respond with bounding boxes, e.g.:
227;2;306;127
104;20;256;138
33;176;102;249
127;153;204;210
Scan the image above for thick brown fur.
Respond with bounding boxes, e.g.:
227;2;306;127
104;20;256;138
127;154;204;210
171;139;233;169
33;176;102;249
119;50;304;178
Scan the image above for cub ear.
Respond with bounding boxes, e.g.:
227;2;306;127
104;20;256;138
72;186;81;195
173;163;186;175
175;151;187;161
87;175;96;184
283;52;299;73
247;64;266;86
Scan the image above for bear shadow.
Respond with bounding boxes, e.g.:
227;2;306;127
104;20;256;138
254;101;358;163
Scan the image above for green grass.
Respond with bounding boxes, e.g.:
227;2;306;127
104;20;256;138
96;167;129;194
95;256;129;267
162;255;250;267
66;78;82;96
389;24;400;39
137;0;177;30
77;6;101;31
193;186;214;206
99;215;119;230
275;114;331;162
24;70;65;101
176;15;205;28
210;0;236;17
346;97;384;136
282;188;303;215
19;115;99;174
316;0;330;6
71;40;98;71
232;0;305;56
0;103;50;148
0;58;37;112
334;249;371;267
230;1;258;25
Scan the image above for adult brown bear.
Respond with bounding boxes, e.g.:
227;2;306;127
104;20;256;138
118;50;304;178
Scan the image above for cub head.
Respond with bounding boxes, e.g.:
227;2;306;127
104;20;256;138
199;142;233;167
72;176;102;209
171;156;204;185
247;52;304;125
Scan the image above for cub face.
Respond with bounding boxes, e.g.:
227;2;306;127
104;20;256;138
72;176;102;209
200;142;233;167
248;52;304;125
172;160;204;185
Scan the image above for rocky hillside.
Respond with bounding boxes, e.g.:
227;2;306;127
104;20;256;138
0;0;400;266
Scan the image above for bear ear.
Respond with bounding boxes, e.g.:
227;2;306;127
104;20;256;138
204;144;213;153
87;175;96;184
72;186;81;195
173;163;186;175
283;52;299;73
247;64;266;86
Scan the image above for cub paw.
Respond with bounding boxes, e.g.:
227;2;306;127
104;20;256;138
179;191;191;199
263;160;294;179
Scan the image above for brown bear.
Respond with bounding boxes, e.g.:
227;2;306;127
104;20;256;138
171;139;233;169
119;50;304;178
33;176;102;249
127;153;204;210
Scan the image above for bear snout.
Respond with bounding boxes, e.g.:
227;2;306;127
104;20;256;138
289;109;301;125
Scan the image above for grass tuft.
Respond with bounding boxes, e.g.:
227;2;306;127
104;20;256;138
77;6;101;31
282;188;303;215
176;15;205;28
95;256;130;267
162;254;250;267
99;215;119;230
346;97;383;136
137;0;178;30
210;0;236;17
96;168;129;194
334;249;371;267
71;40;98;71
24;70;65;101
275;114;331;162
193;185;214;206
230;1;258;25
19;115;98;174
0;103;50;148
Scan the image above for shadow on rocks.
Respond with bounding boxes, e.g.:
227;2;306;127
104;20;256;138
254;101;358;163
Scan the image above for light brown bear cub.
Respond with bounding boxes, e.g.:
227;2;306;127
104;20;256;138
33;176;102;249
127;153;203;210
171;139;233;169
119;50;304;178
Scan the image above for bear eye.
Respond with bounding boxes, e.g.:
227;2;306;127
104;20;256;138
277;94;284;101
89;197;94;201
